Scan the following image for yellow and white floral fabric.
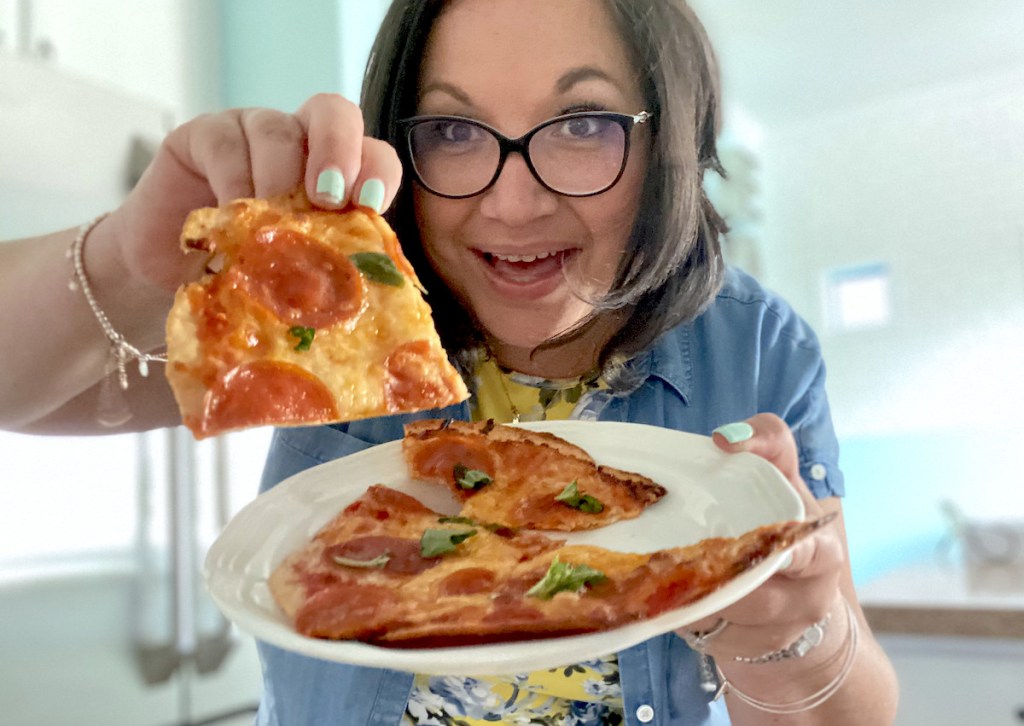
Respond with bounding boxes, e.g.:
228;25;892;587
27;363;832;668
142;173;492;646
403;658;624;725
402;358;624;725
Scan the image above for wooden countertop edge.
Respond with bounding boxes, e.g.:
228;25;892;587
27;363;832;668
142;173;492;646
863;603;1024;639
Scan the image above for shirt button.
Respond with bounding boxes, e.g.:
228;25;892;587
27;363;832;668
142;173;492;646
636;704;655;723
809;463;827;481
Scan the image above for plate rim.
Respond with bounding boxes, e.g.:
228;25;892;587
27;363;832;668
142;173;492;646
204;420;805;675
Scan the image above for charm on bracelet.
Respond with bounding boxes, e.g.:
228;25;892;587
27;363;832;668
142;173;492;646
683;618;729;693
67;213;167;426
714;599;860;714
733;609;833;664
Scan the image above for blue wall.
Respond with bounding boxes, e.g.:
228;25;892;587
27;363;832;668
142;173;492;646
841;425;1019;585
217;0;342;111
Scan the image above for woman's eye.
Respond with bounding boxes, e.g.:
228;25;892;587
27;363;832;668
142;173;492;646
438;121;478;143
559;117;606;139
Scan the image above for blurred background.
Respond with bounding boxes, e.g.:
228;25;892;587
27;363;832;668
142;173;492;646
1;1;1022;724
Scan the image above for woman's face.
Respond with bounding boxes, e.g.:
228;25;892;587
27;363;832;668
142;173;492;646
413;0;649;353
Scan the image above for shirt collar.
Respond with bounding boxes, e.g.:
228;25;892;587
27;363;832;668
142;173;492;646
620;325;693;405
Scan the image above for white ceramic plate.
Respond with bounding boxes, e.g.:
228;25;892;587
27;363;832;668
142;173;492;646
204;420;804;675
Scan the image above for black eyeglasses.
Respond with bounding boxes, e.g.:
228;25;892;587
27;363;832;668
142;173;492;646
397;110;652;199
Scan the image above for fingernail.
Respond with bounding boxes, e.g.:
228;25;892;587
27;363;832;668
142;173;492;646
358;178;386;213
779;551;794;571
713;421;754;444
316;167;346;206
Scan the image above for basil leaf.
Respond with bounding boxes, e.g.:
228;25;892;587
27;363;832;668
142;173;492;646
332;552;390;569
420;528;477;558
453;463;493;490
438;515;478;526
526;558;607;600
555;481;604;514
288;326;315;352
350;252;404;287
439;514;516;535
555;481;581;504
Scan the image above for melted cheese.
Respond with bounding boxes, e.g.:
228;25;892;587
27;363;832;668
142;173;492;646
165;191;468;439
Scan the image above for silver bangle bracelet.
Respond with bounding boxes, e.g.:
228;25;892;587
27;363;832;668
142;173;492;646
714;598;860;715
67;213;167;426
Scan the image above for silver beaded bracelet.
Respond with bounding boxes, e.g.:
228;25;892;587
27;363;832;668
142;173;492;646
714;598;860;715
733;608;833;664
67;213;167;426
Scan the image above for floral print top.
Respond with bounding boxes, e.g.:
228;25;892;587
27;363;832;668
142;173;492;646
403;658;625;725
402;360;624;725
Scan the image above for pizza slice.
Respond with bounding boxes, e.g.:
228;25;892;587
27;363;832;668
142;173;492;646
268;484;831;646
402;419;667;531
165;190;468;439
268;484;566;641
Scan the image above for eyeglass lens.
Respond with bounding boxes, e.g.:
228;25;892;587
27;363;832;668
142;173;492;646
407;115;629;197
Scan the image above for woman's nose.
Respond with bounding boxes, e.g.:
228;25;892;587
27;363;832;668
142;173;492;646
477;152;558;225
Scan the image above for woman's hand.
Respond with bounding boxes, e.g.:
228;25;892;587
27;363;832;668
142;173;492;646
1;94;405;431
679;413;846;663
676;415;898;724
109;93;405;296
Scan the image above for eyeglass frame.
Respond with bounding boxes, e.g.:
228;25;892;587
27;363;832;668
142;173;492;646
396;110;653;199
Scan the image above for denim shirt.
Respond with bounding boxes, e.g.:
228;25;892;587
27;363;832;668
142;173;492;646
253;268;844;726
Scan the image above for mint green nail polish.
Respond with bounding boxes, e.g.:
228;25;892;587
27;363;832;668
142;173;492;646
316;168;345;205
358;178;386;213
713;421;754;443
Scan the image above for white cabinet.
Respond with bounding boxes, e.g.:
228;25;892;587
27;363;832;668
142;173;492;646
0;428;271;726
0;0;220;118
881;635;1024;725
0;1;16;52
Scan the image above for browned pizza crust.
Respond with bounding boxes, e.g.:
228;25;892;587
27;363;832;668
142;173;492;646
268;485;565;641
402;419;667;531
267;484;832;646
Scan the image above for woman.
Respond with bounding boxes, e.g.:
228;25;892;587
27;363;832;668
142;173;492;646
0;0;898;724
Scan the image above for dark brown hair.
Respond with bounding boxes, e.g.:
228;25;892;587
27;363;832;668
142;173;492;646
361;0;727;372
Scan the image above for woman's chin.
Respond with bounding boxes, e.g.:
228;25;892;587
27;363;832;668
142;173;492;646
480;313;594;355
485;328;559;352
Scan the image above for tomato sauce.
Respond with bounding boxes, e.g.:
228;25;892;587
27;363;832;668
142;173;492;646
384;340;464;412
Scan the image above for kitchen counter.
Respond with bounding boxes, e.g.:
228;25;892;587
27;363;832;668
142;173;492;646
858;559;1024;639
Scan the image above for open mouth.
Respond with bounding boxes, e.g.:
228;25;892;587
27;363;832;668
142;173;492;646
478;249;576;286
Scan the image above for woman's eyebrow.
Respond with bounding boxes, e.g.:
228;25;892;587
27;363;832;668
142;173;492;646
418;81;473;106
417;67;623;109
556;66;623;94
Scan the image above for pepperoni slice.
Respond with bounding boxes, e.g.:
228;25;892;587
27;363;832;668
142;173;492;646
198;360;338;436
343;484;437;520
407;434;496;489
384;340;465;413
295;582;398;638
324;536;437;576
438;567;497;596
238;227;365;329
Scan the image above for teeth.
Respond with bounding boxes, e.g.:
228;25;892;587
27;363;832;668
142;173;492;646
491;251;556;263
